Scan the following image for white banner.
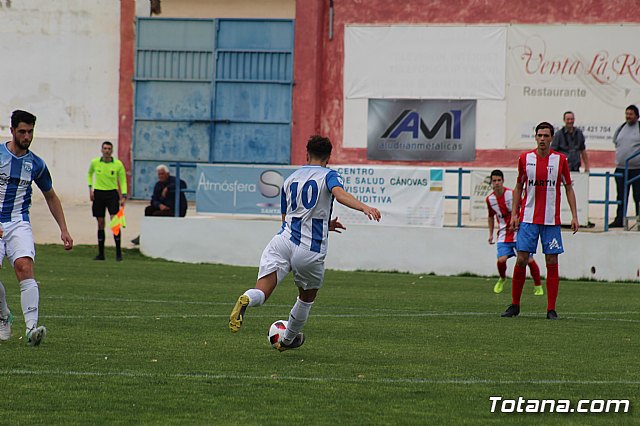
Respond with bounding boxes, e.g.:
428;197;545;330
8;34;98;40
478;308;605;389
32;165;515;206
506;25;640;149
332;166;445;227
469;170;589;224
344;26;506;100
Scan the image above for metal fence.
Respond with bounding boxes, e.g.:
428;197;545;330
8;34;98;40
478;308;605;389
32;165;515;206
172;162;631;231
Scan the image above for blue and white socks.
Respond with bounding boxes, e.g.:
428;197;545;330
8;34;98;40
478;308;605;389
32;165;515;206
20;279;39;332
0;281;9;318
283;297;313;344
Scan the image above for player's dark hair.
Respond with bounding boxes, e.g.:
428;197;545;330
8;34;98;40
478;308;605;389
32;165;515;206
102;141;113;148
535;121;554;136
11;110;36;128
626;104;639;117
490;169;503;179
563;111;574;119
306;135;332;161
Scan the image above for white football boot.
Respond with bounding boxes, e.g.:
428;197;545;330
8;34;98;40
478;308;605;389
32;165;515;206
0;312;13;341
26;325;47;346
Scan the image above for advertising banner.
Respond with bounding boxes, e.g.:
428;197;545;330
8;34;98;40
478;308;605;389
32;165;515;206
332;166;445;227
196;164;296;215
469;170;589;224
506;25;640;149
367;99;476;161
196;164;445;227
344;25;506;100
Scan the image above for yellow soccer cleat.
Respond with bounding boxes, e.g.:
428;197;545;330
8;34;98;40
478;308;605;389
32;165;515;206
229;295;250;333
533;285;544;296
493;277;506;294
274;333;305;352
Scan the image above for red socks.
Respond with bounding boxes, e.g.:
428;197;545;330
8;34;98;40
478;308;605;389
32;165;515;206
546;263;559;311
497;260;507;278
528;260;542;286
511;264;527;305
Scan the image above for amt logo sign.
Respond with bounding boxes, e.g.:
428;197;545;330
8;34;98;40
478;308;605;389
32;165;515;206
381;110;462;140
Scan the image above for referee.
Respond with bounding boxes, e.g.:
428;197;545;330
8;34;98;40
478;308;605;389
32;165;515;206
87;141;127;261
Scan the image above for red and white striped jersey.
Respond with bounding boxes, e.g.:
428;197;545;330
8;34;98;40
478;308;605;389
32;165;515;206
486;188;516;243
517;149;572;225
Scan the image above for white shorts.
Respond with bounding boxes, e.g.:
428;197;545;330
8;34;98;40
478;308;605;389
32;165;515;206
258;233;326;290
0;221;36;267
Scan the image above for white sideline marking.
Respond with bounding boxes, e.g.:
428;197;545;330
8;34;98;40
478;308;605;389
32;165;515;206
39;313;640;323
42;296;640;315
43;296;640;315
1;369;639;386
40;296;640;322
44;295;223;306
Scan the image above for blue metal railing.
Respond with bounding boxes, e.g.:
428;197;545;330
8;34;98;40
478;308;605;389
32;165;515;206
444;168;471;227
623;151;640;227
444;168;623;231
588;171;621;232
170;162;197;217
171;162;632;229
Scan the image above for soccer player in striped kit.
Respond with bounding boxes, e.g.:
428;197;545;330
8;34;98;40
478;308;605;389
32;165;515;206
0;110;73;345
229;135;381;351
501;122;579;320
486;169;543;296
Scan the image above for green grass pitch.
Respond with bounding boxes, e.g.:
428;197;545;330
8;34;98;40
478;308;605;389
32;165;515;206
0;245;638;425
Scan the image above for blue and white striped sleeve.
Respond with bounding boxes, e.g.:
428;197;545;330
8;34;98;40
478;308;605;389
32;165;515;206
33;158;53;192
325;170;344;191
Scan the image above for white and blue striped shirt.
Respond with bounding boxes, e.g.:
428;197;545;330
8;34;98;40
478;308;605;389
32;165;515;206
0;142;52;222
279;165;343;254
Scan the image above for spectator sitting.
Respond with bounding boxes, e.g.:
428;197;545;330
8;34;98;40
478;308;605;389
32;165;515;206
145;164;187;217
131;164;187;245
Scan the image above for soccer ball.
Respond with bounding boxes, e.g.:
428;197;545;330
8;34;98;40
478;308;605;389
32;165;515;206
268;320;288;347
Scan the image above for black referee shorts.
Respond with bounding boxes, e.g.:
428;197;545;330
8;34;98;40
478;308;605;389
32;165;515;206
92;189;120;218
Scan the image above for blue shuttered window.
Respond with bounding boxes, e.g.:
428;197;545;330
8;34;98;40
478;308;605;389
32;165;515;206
132;18;293;199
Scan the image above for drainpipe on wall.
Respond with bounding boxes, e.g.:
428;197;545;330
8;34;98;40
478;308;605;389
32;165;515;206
329;0;334;40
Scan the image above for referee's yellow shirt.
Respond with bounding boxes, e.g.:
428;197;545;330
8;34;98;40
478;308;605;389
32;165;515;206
87;157;128;195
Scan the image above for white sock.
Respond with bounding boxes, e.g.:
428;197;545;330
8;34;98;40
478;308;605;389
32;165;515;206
244;288;265;307
20;279;39;332
283;297;313;343
0;281;9;318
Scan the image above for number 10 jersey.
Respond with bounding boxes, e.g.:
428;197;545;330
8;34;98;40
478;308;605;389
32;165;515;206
279;165;344;254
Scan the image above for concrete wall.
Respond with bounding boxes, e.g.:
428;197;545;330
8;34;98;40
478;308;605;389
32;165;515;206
0;0;120;202
118;0;296;198
140;216;640;282
28;137;117;204
291;0;640;168
0;0;295;203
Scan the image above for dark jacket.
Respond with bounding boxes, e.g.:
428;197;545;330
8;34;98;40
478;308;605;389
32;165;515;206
151;176;187;217
551;127;586;172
